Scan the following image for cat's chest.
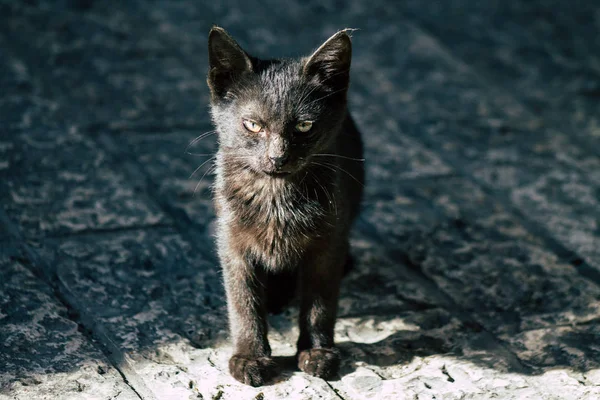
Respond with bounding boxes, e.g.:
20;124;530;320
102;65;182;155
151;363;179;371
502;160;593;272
230;180;325;236
218;178;328;268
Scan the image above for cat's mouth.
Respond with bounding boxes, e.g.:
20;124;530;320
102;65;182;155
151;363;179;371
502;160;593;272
260;159;306;178
264;170;292;178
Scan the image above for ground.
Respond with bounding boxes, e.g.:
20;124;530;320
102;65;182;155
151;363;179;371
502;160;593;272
1;1;600;399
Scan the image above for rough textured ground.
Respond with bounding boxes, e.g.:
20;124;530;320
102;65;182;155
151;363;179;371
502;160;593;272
1;1;600;399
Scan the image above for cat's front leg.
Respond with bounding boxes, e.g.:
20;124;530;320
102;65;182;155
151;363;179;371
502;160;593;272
221;251;277;386
296;245;345;380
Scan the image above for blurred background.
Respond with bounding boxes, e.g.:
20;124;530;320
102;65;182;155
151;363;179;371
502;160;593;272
1;1;600;399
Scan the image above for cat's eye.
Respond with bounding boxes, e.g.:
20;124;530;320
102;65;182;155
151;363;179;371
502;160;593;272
243;119;263;133
295;121;313;133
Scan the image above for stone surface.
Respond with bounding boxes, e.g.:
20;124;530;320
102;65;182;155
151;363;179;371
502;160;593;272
36;229;344;399
1;161;167;238
1;0;600;399
344;20;600;278
394;0;600;150
0;245;139;400
118;130;218;238
361;176;600;365
1;2;207;131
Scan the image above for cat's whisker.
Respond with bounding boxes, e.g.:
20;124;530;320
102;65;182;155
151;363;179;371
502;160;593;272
327;163;364;188
193;163;218;197
311;161;364;188
297;83;322;107
200;164;218;183
311;162;339;181
324;183;338;218
299;169;310;186
297;70;350;106
313;154;365;162
303;88;347;107
308;168;338;218
188;130;217;145
190;156;217;179
294;171;312;203
185;130;218;154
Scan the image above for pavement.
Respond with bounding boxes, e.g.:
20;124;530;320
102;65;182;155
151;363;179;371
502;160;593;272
1;0;600;399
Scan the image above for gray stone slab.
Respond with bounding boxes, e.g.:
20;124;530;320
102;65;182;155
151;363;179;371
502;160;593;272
340;233;442;317
56;1;600;393
0;96;58;133
331;274;600;399
333;363;600;400
1;160;167;238
0;247;139;400
0;228;10;243
344;22;600;274
330;308;532;400
329;255;600;400
0;128;108;176
99;56;209;131
349;94;453;184
475;164;600;273
362;177;600;346
0;5;131;127
420;120;600;187
119;131;217;236
0;34;61;131
394;0;600;150
1;3;206;131
501;324;600;373
0;210;16;242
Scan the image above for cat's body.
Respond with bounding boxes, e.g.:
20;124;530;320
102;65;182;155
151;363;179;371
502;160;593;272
207;27;364;386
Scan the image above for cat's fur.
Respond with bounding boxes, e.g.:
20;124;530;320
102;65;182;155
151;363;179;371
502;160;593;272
207;27;364;386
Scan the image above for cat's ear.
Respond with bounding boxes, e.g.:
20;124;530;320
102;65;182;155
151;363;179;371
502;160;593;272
207;27;253;99
303;30;352;90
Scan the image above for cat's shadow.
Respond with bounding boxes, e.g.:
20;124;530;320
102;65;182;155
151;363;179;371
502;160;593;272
271;355;303;382
266;309;456;383
269;334;439;383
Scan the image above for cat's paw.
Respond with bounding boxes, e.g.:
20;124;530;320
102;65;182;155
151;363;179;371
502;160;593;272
297;348;340;380
229;354;278;387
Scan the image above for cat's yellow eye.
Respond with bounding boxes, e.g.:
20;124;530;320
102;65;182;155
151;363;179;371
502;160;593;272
243;119;263;133
295;121;313;133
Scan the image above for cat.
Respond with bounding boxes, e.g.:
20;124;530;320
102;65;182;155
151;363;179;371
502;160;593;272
207;26;364;386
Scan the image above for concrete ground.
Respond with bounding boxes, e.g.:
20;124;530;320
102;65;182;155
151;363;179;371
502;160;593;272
1;0;600;399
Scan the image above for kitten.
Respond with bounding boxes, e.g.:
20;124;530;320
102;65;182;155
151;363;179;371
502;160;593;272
207;27;364;386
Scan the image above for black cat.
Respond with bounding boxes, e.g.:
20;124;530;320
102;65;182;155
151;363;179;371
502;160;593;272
207;27;364;386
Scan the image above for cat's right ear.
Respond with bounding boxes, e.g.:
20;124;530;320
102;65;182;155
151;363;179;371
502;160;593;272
207;27;253;99
303;30;352;91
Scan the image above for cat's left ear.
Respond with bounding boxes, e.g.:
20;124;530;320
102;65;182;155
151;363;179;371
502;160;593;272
303;30;352;90
207;27;253;99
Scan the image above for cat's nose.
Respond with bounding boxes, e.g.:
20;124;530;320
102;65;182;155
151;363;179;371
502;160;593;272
269;155;288;169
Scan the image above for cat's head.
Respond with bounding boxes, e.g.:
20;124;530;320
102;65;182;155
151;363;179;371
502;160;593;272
207;27;352;177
